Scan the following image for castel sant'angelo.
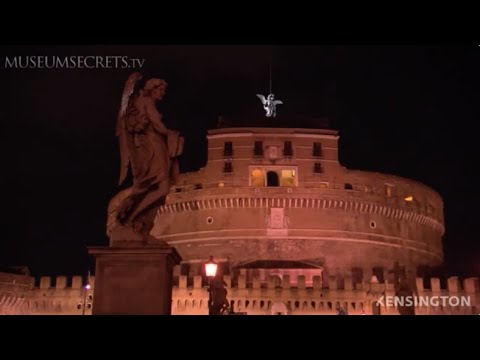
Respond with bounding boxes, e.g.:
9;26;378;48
1;74;479;315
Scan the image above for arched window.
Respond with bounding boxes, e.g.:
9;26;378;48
267;171;279;187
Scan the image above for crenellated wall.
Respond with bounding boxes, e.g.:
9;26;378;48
172;273;480;315
1;271;478;315
0;274;95;315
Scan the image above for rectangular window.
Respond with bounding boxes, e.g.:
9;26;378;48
281;169;296;187
224;162;233;173
319;182;329;189
344;183;353;190
224;142;233;157
283;141;293;157
254;141;263;156
313;142;323;157
314;163;323;174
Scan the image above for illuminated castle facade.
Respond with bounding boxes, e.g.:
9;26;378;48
1;123;479;315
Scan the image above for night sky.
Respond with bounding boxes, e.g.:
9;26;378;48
0;45;478;277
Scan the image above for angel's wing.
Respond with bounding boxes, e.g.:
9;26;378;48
116;72;142;136
116;72;142;185
273;100;283;105
256;94;267;105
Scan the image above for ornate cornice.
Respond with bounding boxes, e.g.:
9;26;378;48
157;195;445;234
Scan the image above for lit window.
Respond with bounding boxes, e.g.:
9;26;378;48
282;169;295;178
251;169;265;187
404;195;414;202
365;185;373;193
250;168;297;187
319;182;329;189
281;170;296;187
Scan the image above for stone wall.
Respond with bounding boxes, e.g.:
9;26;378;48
172;274;480;315
0;272;33;315
0;274;94;315
2;272;478;315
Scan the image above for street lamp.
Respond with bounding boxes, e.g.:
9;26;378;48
204;255;234;315
77;271;92;315
205;256;217;315
82;284;91;315
205;256;218;278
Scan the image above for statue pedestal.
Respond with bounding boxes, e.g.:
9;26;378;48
88;246;181;315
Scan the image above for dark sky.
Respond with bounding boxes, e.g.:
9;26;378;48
0;45;478;277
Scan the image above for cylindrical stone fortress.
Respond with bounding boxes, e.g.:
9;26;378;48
151;127;444;276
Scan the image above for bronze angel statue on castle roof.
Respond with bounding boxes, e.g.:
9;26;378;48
256;93;283;118
107;72;184;244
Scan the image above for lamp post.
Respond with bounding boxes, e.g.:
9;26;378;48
204;256;231;315
205;256;218;315
79;271;92;315
82;284;91;316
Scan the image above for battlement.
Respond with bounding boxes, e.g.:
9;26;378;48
0;273;95;315
172;274;480;315
35;275;95;290
173;273;479;292
2;271;478;315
